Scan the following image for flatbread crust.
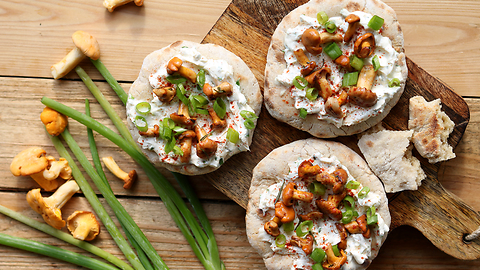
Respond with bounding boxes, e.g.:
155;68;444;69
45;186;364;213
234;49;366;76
127;40;262;175
246;138;390;270
264;0;407;138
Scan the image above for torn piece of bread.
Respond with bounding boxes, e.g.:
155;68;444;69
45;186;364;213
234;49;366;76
408;96;455;163
358;130;426;193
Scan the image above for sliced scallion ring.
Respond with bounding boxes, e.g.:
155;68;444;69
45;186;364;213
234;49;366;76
213;98;227;119
135;102;151;115
244;119;255;130
342;72;359;87
134;116;148;132
332;244;341;257
324;42;342;60
306;87;318;101
275;234;287;248
283;221;295;232
309;182;326;196
226;128;239;144
317;11;328;25
389;78;401;87
342;209;354;224
350;54;364;71
372;55;381;71
173;145;183;156
173;126;188;135
346;180;360;190
293;76;308;90
368;15;384;31
296;220;313;237
299;108;308;119
240;110;258;120
164;138;176;154
166;74;187;85
343;195;355;210
325;21;337;33
310;247;326;263
358;186;370;199
196;69;205;90
367;206;378;225
312;263;324;270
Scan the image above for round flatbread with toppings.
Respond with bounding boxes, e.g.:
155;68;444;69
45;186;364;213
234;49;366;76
126;40;262;175
264;0;407;138
246;138;390;270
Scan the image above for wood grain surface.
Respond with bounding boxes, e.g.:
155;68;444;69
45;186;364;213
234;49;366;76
0;0;480;269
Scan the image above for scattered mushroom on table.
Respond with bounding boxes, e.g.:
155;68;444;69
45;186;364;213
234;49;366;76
40;107;68;136
103;0;144;12
67;211;101;241
102;156;137;189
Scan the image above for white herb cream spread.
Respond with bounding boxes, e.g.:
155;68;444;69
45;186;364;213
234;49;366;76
258;154;389;270
126;46;256;169
276;9;405;128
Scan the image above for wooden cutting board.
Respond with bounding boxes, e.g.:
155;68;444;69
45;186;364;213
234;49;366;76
194;0;480;260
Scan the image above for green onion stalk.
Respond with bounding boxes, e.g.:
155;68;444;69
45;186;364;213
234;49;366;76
86;99;155;270
90;59;128;105
78;65;223;269
0;233;119;270
50;135;145;270
0;204;132;270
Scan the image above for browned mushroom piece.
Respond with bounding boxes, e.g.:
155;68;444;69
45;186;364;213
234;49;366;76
334;55;353;72
298;160;321;178
325;95;344;118
344;14;361;42
293;49;316;76
153;86;176;103
290;234;314;255
357;214;371;238
67;211;100;241
275;201;295;223
264;216;281;237
208;108;227;130
167;57;183;74
335;223;348;250
282;182;314;206
344;220;363;234
316;190;347;220
166;57;197;83
203;82;233;100
315;168;347;194
40;107;68;136
102;156;137;189
305;69;322;85
322;243;347;270
315;67;334;100
319;32;343;44
138;124;160;137
354;33;375;59
178;130;196;163
194;125;218;159
301;29;323;55
171;103;196;127
348;65;378;107
298;211;323;221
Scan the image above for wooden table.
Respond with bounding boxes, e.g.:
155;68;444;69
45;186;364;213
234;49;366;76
0;0;479;269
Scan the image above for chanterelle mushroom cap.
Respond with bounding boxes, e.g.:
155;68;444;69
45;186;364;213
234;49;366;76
72;31;100;60
10;147;48;176
40;107;68;136
67;211;100;241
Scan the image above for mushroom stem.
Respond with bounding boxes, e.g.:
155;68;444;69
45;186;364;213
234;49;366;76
344;14;360;42
102;156;137;189
51;47;85;80
203;82;233;100
171;103;196;126
348;65;378;107
319;32;343;44
208;108;227;129
315;67;334;100
103;0;143;12
178;130;196;163
43;180;79;209
153;86;176;103
194;125;218;159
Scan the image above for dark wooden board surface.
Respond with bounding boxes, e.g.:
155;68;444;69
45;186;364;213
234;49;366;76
195;0;480;260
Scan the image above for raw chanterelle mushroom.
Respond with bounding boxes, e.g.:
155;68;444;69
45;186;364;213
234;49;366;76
51;31;100;79
67;211;100;241
102;156;137;189
26;180;80;229
103;0;144;12
40;107;68;136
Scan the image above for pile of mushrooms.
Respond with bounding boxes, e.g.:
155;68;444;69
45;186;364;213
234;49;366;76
262;160;376;270
295;14;380;119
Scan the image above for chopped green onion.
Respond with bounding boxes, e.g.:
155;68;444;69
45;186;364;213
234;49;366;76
213;98;227;119
324;42;342;60
176;83;190;106
350;55;364;71
134;115;148;132
310;247;326;263
283;221;295;232
191;94;209;106
173;145;184;156
332;244;341;257
342;209;354;224
164;137;176;154
236;79;240;86
189;95;209;115
299;108;308;119
346;180;360;190
240;110;258;120
275;180;286;204
325;21;337;33
275;234;287;248
312;263;324;270
372;55;381;71
136;102;151;115
196;69;206;90
389;78;401;87
358;187;370;199
342;72;359;87
309;182;326;196
226;128;239;144
166;74;187;84
368;15;384;31
164;117;175;129
244;119;255;130
293;76;308;89
317;11;329;25
343;195;355;210
306;87;318;101
367;206;378;225
173;126;188;135
296;220;314;237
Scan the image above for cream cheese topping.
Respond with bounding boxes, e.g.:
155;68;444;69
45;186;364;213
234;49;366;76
258;154;389;270
276;10;405;128
126;47;256;169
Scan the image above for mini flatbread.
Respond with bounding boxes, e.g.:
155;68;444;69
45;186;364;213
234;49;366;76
264;0;407;138
127;40;262;175
246;138;390;270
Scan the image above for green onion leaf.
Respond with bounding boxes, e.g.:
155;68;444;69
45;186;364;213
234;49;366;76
283;221;295;232
275;180;286;204
310;247;326;263
240;110;258;120
166;74;187;85
388;78;401;87
346;180;360;190
293;76;308;89
342;72;359;87
350;55;364;71
324;42;342;60
164;137;176;154
312;263;325;270
296;220;313;238
134;115;148;132
317;11;329;25
135;102;151;115
299;108;308;119
372;55;381;71
343;195;355;210
325;21;337;33
226;128;239;144
173;145;184;156
358;187;370;199
367;206;378;225
196;69;205;90
332;245;341;257
173;126;188;135
244;119;255;130
213;98;227;119
306;87;318;101
342;209;354;224
368;15;384;31
176;83;190;106
275;234;287;248
309;182;326;196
